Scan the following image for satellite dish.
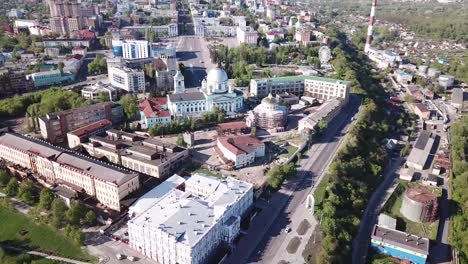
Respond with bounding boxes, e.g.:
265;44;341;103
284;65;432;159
319;46;331;64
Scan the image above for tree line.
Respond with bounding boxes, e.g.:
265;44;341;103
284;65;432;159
0;170;96;246
209;44;321;86
450;116;468;263
309;26;399;263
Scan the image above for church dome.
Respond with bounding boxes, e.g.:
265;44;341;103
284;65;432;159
261;93;280;106
207;67;228;84
205;67;229;94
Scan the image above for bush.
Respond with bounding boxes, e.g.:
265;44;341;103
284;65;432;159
5;178;19;196
266;163;297;189
0;170;10;186
17;181;35;204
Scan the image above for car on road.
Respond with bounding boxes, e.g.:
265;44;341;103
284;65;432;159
284;226;291;233
199;60;204;63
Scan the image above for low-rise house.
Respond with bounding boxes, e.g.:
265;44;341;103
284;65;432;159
215;135;265;168
413;103;431;120
451;88;467;111
139;97;171;129
406;131;436;170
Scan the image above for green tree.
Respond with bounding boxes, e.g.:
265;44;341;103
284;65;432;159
66;201;86;226
98;91;110;102
5;178;19;196
176;134;187;147
119;94;139;121
38;189;55;210
0;170;10;186
88;55;107;74
17;181;35;204
51;198;67;227
85;210;96;225
57;62;65;74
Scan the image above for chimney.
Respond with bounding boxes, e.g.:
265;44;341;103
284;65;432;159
365;0;377;53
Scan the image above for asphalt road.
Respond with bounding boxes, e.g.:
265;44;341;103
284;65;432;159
351;157;404;264
176;36;215;88
223;95;362;264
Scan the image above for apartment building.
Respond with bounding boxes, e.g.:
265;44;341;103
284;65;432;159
128;174;253;264
108;65;146;93
0;69;35;98
39;102;124;144
112;40;150;60
82;130;188;178
250;75;350;102
0;132;139;211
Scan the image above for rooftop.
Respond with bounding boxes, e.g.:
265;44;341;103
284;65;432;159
67;119;112;137
406;186;438;203
0;132;137;186
372;225;429;255
217;121;249;131
217;135;264;155
129;174;253;247
168;91;206;102
254;75;350;85
139;97;171;119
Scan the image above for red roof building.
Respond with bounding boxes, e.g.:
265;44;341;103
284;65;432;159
216;135;265;168
66;119;112;148
139;97;172;128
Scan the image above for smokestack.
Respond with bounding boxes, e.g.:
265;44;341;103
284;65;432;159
365;0;377;53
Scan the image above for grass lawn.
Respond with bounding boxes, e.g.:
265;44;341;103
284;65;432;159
382;181;439;240
279;145;298;159
313;173;331;211
0;207;94;262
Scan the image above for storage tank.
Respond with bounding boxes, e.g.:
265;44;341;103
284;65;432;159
400;186;438;223
112;40;123;57
418;65;428;75
427;68;441;78
438;75;455;88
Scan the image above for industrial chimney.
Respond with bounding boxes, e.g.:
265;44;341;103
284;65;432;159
365;0;377;53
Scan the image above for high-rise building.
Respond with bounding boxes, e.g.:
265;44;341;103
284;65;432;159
48;0;80;17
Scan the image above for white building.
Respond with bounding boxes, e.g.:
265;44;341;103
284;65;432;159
298;98;344;132
216;135;265;168
236;26;258;45
112;39;150;60
81;81;117;101
128;174;254;264
167;67;244;117
0;132;139;211
250;75;350;102
109;65;146;93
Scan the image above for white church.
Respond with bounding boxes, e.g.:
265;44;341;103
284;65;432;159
167;67;244;117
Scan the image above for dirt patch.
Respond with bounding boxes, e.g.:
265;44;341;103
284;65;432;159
301;224;323;264
297;219;311;236
286;236;301;254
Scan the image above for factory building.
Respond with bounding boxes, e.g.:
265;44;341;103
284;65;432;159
400;186;438;223
82;130;188;178
128;174;254;264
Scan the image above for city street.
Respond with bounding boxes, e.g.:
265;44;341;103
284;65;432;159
223;95;362;264
176;36;216;88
